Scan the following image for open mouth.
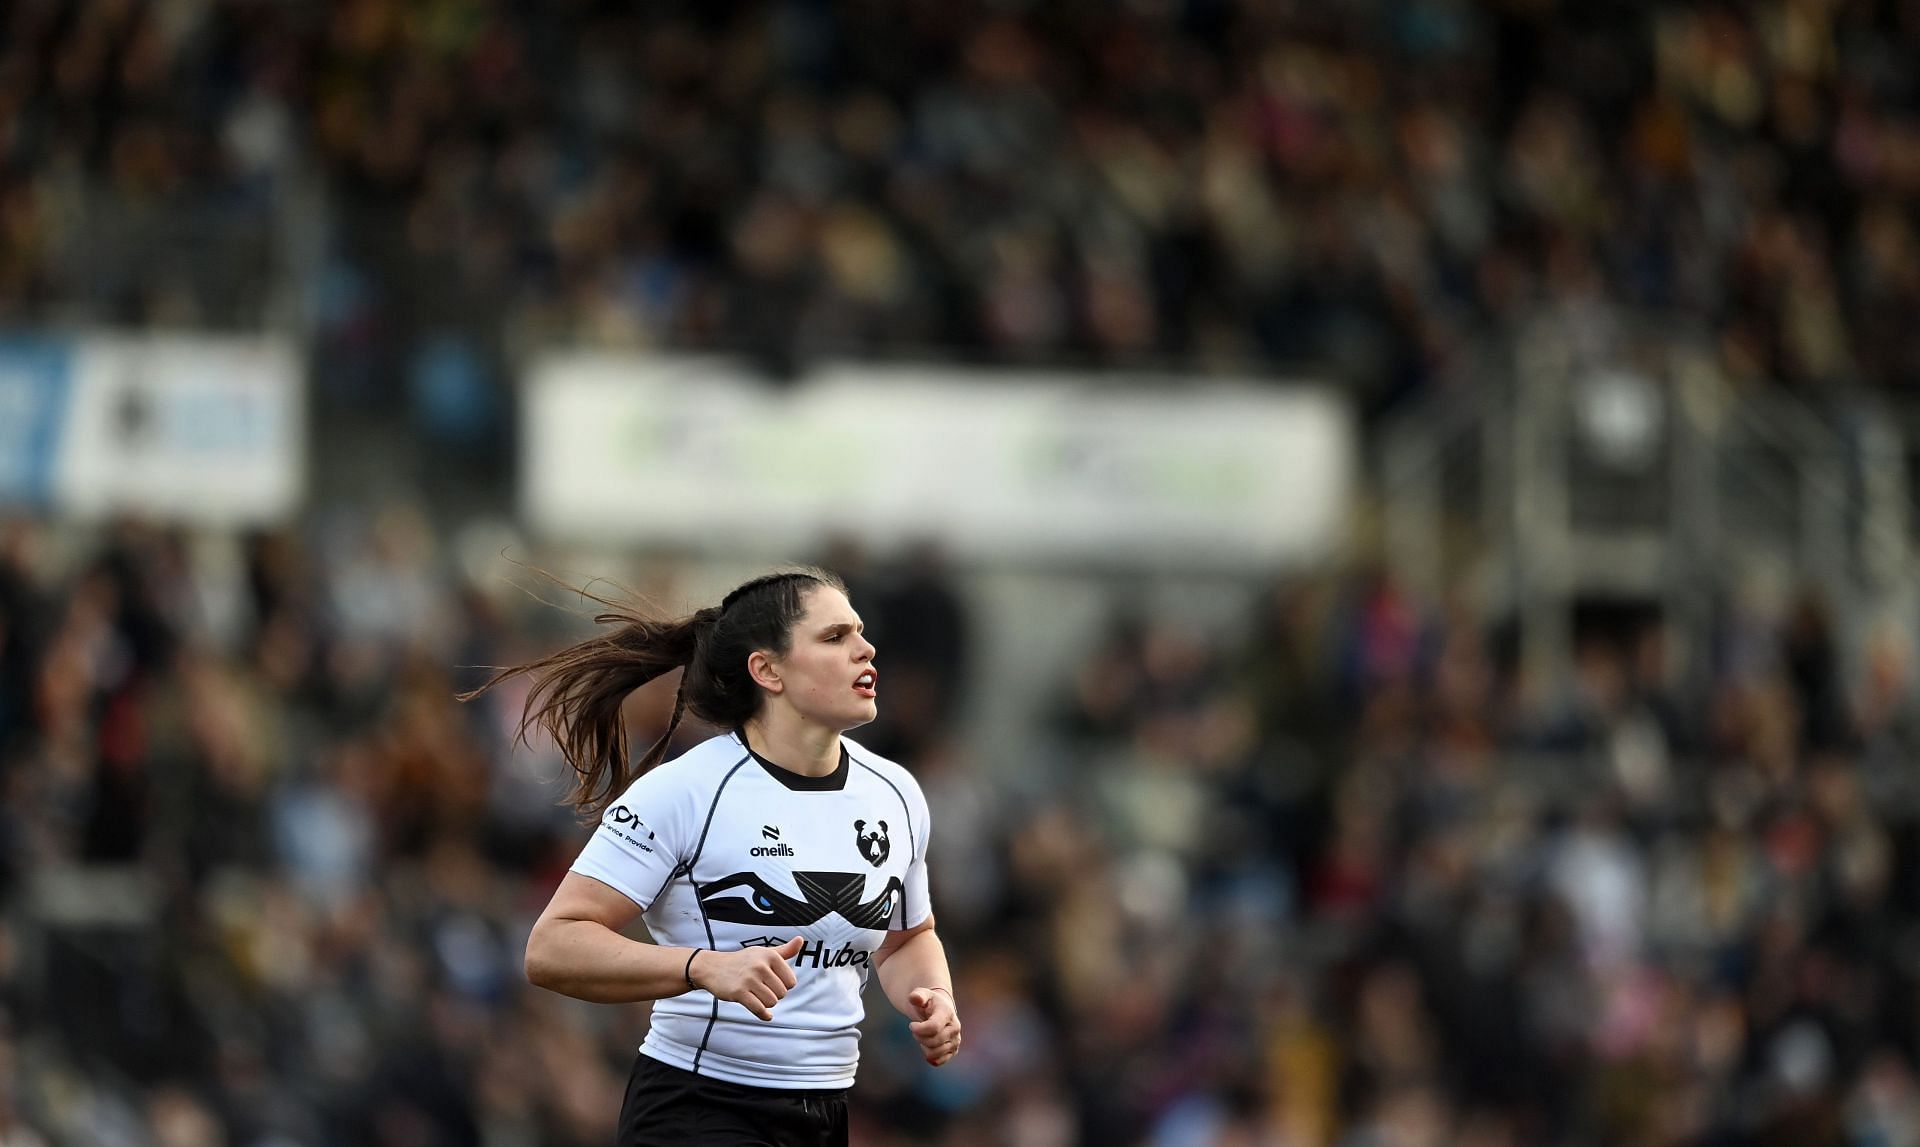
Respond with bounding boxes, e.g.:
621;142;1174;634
853;669;877;697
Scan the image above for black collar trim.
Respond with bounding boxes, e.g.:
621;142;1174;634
740;735;850;791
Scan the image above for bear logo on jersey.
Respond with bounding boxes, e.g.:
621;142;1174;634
854;819;890;867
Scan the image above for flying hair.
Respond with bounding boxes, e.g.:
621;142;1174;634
459;565;846;818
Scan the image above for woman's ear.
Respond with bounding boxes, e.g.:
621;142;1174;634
747;650;784;694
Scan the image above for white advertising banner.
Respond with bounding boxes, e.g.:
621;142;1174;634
0;333;304;525
524;355;1353;568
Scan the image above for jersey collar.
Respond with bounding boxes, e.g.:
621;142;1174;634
743;738;851;791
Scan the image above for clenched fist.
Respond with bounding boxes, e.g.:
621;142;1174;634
907;987;962;1066
689;938;803;1021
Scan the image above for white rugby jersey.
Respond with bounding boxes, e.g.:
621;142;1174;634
570;732;932;1089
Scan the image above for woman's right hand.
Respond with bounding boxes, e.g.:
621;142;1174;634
688;938;804;1021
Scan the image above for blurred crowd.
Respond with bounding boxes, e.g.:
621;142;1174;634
1020;578;1920;1147
7;1;1920;1144
6;0;1920;411
2;509;1920;1147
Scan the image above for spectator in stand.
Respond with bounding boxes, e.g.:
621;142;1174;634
0;510;1918;1143
7;1;1920;417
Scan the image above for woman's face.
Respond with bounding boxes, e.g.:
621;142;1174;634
766;586;879;731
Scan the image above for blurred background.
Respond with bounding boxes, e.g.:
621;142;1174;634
5;1;1920;1145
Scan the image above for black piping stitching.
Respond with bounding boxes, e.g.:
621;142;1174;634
686;754;752;1072
850;753;920;930
850;756;916;864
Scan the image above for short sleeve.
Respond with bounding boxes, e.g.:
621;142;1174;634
897;773;934;930
570;767;692;911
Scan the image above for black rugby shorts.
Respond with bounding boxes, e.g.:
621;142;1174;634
616;1052;849;1147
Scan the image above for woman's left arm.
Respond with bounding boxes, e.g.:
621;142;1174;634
873;919;962;1066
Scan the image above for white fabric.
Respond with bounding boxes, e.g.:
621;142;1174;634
570;732;932;1089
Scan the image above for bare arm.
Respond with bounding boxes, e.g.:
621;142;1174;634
524;872;698;1003
872;918;951;1011
525;872;804;1020
873;917;962;1066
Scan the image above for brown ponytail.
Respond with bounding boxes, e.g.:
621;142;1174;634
459;567;844;818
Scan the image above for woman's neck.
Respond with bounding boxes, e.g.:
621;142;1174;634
741;710;842;777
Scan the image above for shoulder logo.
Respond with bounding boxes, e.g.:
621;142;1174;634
854;819;890;867
606;805;653;838
762;825;780;840
603;805;655;853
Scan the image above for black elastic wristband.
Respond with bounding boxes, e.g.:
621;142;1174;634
684;948;703;989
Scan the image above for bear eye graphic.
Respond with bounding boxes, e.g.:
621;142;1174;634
706;880;777;915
